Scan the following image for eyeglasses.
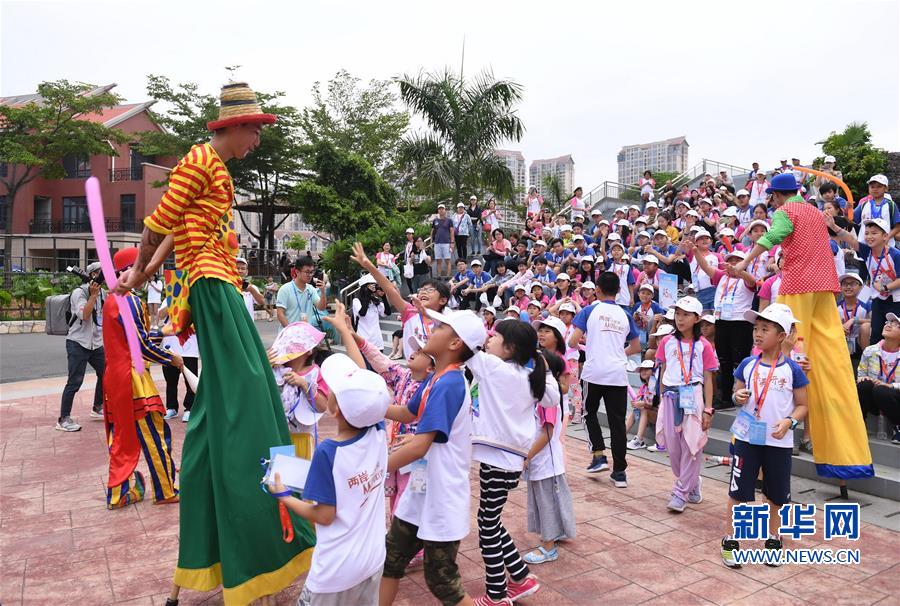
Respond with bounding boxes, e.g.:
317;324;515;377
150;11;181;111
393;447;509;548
300;269;316;275
417;287;437;295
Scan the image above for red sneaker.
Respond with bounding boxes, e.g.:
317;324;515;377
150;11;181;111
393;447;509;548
473;595;512;606
507;575;541;602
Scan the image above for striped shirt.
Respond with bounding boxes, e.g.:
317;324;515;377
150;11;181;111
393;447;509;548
144;144;240;288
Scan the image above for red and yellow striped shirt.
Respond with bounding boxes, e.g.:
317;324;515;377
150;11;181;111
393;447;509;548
145;144;240;288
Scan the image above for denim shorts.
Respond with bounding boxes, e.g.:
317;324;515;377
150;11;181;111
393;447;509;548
433;243;452;260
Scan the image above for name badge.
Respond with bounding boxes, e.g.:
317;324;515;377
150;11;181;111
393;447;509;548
678;385;696;414
408;459;428;494
748;420;768;446
721;302;734;318
730;408;754;441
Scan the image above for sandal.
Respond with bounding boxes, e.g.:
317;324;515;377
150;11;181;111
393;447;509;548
523;546;558;564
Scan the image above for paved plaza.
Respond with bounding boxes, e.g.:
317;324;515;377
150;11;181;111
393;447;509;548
1;370;898;605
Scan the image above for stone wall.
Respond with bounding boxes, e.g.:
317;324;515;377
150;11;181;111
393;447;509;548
0;321;46;334
885;151;900;201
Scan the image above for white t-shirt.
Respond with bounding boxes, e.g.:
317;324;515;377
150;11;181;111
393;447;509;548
609;262;633;307
713;273;755;321
655;335;719;387
690;252;720;291
467;352;559;472
396;370;472;542
734;356;809;448
161;333;199;358
147;279;163;304
241;289;255;318
573;301;639;387
352;298;386;350
527;391;565;481
400;304;436;359
302;424;387;594
746;251;770;283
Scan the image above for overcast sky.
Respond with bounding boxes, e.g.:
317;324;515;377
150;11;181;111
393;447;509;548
2;0;899;191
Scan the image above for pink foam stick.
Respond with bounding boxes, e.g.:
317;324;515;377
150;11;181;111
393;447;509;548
85;177;145;374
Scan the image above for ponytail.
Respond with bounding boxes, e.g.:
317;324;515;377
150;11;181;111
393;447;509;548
494;320;547;400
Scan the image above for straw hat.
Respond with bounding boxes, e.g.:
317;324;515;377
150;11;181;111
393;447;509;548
207;82;277;131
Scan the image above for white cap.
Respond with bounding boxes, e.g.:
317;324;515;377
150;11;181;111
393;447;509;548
642;254;659;265
725;249;747;261
651;324;675;337
609;240;625;251
735;188;750;197
235;256;248;265
527;281;543;292
534;239;547;246
572;234;585;241
638;282;655;292
483;305;497;315
470;258;483;266
665;307;676;320
756;170;766;176
868;174;889;186
538;316;566;337
637;230;652;239
747;219;769;232
864;217;890;233
470;194;478;200
406;334;426;354
607;232;622;241
824;155;836;164
561;224;573;232
721;206;738;217
694;229;712;239
556;273;570;281
718;227;736;237
581;281;596;289
616;219;631;227
598;219;610;226
527;299;542;308
321;354;390;428
676;199;691;208
358;273;377;287
700;314;716;324
653;229;668;238
616;206;626;213
437;203;446;209
505;306;521;315
637;359;656;370
425;309;488;352
514;283;527;292
636;215;649;223
406;227;415;234
839;273;864;286
699;197;713;206
591;209;602;216
574;214;585;221
686;210;700;218
674;296;702;316
629;204;641;211
887;313;899;323
456;202;465;208
559;302;577;314
645;201;658;209
743;303;799;334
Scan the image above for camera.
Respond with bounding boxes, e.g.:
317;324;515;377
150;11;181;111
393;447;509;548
67;265;104;285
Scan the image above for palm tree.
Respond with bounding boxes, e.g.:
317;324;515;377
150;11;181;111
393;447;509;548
397;68;524;208
542;174;566;215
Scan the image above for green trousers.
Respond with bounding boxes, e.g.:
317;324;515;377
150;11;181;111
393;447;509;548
175;278;314;605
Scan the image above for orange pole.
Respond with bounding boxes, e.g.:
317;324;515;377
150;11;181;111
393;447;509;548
792;165;855;219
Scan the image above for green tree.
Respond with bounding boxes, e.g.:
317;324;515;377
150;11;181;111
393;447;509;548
138;74;305;256
284;234;307;252
814;122;887;198
397;68;524;208
0;80;130;278
300;70;409;182
289;140;398;242
542;174;566;214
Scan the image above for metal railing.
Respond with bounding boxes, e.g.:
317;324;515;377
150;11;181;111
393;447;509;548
62;168;92;179
109;166;144;182
339;237;433;306
662;159;753;192
29;218;143;234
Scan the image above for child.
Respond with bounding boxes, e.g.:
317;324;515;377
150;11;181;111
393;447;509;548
482;305;497;335
606;241;636;308
268;352;391;605
351;274;388;351
523;350;576;565
537;315;570;435
379;310;486;606
550;301;583;422
512;284;530;310
837;272;872;361
626;360;656;450
632;283;664;349
743;220;771;282
721;304;809;568
654;296;718;512
526;299;543;322
467;319;557;604
236;256;265;319
268;322;329;459
529;282;551;309
856;312;900;444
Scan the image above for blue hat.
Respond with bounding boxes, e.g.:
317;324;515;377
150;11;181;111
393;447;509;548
766;173;800;194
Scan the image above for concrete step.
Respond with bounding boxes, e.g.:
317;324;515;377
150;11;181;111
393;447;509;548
588;405;900;501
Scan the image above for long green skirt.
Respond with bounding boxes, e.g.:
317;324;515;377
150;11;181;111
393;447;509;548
175;278;315;604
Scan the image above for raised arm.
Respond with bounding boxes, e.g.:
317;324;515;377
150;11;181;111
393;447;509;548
350;242;407;312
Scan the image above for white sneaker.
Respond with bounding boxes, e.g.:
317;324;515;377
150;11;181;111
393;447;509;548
164;409;178;420
182;411;191;423
626;436;646;450
90;408;104;419
55;416;81;432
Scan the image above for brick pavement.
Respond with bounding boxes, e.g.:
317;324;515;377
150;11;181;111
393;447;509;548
1;377;898;605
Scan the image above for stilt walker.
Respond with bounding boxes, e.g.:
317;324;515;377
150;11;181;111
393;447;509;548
734;173;874;483
103;247;181;509
115;82;315;605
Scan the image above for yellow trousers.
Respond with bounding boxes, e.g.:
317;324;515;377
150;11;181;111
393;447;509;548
777;292;873;478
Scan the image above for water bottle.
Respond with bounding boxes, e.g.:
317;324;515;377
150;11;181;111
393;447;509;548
790;337;807;364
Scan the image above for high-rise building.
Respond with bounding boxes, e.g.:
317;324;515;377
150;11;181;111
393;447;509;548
489;149;527;231
529;155;576;202
617;136;689;186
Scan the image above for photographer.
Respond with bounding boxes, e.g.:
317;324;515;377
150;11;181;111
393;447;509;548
57;262;106;432
275;257;328;330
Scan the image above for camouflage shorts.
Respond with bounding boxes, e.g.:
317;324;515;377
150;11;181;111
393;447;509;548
383;517;465;606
